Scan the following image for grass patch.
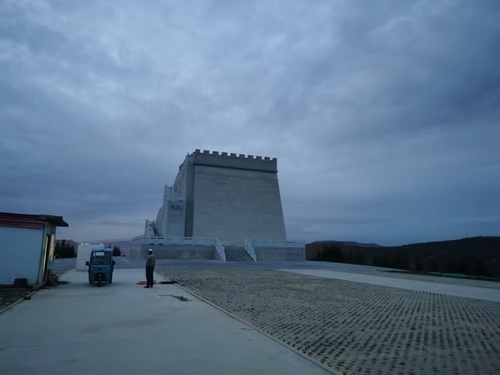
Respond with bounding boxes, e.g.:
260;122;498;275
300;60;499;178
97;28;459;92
387;270;500;282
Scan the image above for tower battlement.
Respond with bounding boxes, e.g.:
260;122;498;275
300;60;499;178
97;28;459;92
193;149;277;172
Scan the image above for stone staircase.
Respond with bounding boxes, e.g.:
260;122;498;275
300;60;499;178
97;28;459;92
224;246;254;262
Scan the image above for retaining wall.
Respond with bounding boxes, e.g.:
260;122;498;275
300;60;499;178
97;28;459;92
255;247;306;261
136;244;216;260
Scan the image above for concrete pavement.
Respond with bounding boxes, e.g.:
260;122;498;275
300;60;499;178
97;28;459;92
0;268;333;375
281;269;500;302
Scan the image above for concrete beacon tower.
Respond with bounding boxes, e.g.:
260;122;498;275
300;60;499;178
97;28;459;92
166;149;287;245
132;150;304;261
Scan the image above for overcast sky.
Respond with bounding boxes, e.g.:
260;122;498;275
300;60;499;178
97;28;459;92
1;0;499;246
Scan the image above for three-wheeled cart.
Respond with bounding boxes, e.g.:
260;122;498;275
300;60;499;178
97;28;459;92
86;248;115;286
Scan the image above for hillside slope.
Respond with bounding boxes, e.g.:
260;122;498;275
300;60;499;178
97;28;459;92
307;236;500;278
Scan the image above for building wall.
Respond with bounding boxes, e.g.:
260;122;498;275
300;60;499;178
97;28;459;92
156;206;168;236
165;199;186;236
156;187;187;237
191;163;287;246
140;244;215;260
0;227;44;285
173;155;190;195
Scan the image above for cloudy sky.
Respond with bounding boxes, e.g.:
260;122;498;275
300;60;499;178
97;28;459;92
1;0;499;246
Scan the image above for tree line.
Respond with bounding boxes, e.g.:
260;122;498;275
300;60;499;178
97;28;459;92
308;236;500;279
54;240;121;258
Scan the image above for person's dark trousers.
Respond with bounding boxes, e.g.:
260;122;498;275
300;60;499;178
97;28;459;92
146;267;154;288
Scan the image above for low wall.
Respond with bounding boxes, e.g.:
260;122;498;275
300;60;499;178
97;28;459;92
255;247;305;261
135;244;217;260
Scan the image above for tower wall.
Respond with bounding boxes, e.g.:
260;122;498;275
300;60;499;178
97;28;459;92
188;150;286;246
156;199;186;237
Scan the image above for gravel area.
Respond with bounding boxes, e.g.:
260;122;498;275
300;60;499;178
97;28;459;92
159;268;500;375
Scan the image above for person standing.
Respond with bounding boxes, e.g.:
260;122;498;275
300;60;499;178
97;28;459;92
145;249;156;288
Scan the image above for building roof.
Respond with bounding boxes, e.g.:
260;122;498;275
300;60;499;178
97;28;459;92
0;212;69;229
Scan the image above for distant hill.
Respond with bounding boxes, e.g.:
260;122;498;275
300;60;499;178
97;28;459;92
307;236;500;278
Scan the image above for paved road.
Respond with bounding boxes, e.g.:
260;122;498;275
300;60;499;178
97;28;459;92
48;258;500;374
0;268;333;375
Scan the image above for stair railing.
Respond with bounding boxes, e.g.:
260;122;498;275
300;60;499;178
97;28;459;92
243;239;257;262
214;238;226;261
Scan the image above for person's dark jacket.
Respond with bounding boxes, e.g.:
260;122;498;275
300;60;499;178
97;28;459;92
146;254;156;268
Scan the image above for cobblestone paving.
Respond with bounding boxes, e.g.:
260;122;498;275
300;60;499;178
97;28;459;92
160;268;500;375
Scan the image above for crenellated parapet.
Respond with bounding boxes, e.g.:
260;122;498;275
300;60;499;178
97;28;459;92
193;149;277;172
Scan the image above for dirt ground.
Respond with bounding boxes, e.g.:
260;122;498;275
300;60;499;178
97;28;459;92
0;290;33;311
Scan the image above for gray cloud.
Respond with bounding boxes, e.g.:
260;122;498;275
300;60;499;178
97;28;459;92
1;0;499;245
